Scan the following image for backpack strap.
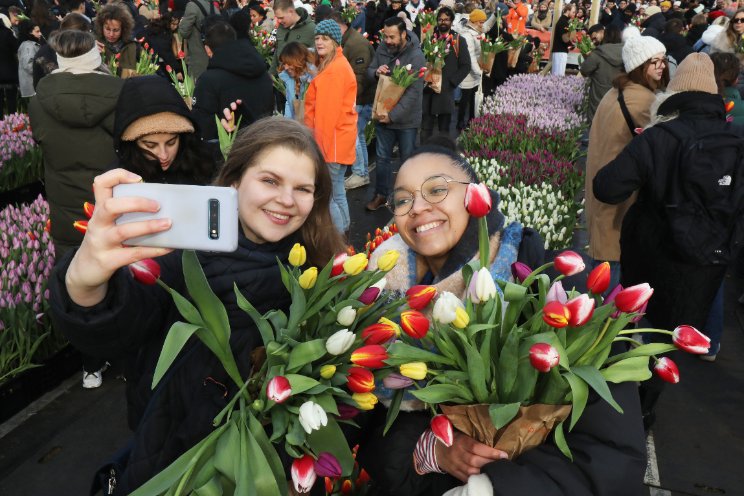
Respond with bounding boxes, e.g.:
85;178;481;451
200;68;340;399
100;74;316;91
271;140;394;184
617;88;638;138
189;0;208;18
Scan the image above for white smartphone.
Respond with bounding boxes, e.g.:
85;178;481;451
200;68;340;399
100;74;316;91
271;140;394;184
113;183;239;252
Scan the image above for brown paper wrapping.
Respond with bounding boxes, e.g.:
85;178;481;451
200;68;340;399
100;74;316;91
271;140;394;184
424;64;443;94
372;75;406;121
507;46;523;69
479;52;496;76
292;98;305;123
183;95;193;110
527;56;539;74
440;403;572;460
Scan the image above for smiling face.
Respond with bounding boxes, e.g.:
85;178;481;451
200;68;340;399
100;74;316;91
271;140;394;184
136;133;180;171
103;19;122;43
394;154;472;271
233;146;316;244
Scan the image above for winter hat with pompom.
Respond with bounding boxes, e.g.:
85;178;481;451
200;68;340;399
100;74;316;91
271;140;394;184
622;34;666;73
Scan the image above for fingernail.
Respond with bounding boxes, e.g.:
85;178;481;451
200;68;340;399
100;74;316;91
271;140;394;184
158;219;171;228
499;452;509;459
128;172;142;181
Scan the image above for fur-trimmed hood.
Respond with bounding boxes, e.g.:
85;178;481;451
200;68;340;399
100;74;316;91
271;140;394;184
646;90;726;128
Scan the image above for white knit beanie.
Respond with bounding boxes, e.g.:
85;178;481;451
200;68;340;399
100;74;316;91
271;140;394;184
622;25;641;42
622;35;667;73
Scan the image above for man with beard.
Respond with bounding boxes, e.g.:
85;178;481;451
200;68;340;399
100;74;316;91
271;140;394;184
365;16;426;211
551;3;577;76
420;7;471;142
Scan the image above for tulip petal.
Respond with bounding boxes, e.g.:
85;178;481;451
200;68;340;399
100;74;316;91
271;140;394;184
431;414;454;447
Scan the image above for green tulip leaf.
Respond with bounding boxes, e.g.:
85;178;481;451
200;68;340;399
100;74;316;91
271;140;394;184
562;370;588;430
604;343;677;365
245;411;286;496
213;421;240;478
307;416;354;477
488;402;521;430
385;342;456;366
497;329;520;400
152;322;201;389
234;283;274;346
193;476;222;496
182;250;231;351
601;356;653;383
312;391;340;416
456;333;488;403
410;384;474;404
383;389;404;436
553;421;573;460
285;374;321;395
571;365;623;414
287;339;327;372
269;407;289;442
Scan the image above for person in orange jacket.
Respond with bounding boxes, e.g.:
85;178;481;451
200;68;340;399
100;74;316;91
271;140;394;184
304;19;358;234
506;0;529;35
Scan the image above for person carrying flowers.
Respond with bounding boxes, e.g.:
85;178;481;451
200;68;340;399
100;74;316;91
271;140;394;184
48;117;346;493
95;2;138;77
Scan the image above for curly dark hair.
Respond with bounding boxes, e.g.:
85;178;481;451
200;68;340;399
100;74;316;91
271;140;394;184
95;2;135;44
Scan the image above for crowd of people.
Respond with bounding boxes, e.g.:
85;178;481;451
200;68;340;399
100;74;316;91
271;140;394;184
1;0;744;493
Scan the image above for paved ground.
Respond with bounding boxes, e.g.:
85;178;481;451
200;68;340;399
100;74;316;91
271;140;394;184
1;168;743;495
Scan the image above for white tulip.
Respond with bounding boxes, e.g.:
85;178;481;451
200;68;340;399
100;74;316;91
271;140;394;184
432;291;464;325
475;267;498;302
325;329;355;355
298;401;328;434
336;306;357;327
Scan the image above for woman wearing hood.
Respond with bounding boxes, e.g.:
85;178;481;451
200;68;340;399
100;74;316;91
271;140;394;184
693;15;729;53
580;25;624;121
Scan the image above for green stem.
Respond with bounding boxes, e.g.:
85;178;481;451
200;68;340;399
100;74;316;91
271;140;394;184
617;329;672;337
613;336;643;347
478;216;489;270
578;317;613;364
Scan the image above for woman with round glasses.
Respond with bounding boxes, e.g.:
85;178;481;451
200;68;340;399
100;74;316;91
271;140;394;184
356;144;647;495
710;9;744;53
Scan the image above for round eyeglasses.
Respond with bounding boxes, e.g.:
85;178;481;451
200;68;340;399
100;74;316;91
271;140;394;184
387;175;470;216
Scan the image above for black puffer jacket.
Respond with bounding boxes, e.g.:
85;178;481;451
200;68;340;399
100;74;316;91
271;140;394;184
0;22;19;84
192;37;273;140
641;12;667;39
48;231;296;493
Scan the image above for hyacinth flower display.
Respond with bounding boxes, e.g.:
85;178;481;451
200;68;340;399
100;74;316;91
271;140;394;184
129;245;407;495
0;113;43;193
376;183;707;460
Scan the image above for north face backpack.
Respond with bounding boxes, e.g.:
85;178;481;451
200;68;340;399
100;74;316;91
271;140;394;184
656;121;744;265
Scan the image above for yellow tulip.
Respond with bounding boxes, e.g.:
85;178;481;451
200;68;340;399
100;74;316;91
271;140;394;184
399;362;428;380
343;253;368;276
378;317;401;337
288;243;307;267
298;267;318;289
320;364;336;379
352;392;379;411
452;307;470;329
376;250;400;272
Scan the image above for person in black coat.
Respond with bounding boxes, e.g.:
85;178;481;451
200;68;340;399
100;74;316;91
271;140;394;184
144;12;181;78
192;21;273;141
420;7;470;141
641;7;667;38
0;16;19;115
49;116;346;494
658;18;693;65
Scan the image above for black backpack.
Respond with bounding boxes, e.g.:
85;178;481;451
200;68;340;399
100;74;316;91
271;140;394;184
656;121;744;265
189;0;226;42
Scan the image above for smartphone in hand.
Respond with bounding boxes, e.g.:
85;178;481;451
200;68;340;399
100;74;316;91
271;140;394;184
113;183;239;253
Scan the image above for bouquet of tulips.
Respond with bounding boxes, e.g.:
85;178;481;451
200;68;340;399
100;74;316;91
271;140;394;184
479;34;509;75
421;33;451;93
372;60;426;121
377;183;711;459
0;113;43;193
506;35;528;69
165;52;195;109
104;52;120;77
130;245;407;495
250;26;276;68
417;10;438;39
132;42;160;76
576;32;594;57
363;224;398;256
341;5;358;24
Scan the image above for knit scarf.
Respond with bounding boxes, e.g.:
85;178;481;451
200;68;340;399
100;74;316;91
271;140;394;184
54;46;103;74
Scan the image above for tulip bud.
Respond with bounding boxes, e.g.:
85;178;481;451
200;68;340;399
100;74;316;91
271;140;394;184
291;454;317;493
529;343;560;372
347;367;375;393
614;283;654;313
358;277;386;305
326;329;355;355
314;452;342;478
376;249;400;271
542;300;570;328
72;219;88;234
432;291;464;325
166;64;173;72
475;267;498;302
382;372;414;389
464;182;492;218
361;320;397;344
399;362;427;380
288;243;307;267
298;267;318;289
553;250;585;277
566;294;595;327
343;253;368;276
726;100;735;113
672;325;711;354
336;306;357;326
331;252;348;277
320;364;336;379
352;391;379;410
350;344;388;368
511;261;532;283
400;310;430;339
452;306;470;329
129;258;161;285
406;285;437;310
337;402;360;420
251;398;265;412
431;414;454;447
298;401;328;434
654;357;680;384
586;262;611;295
266;375;292;403
83;201;95;219
546;281;568;304
177;50;185;59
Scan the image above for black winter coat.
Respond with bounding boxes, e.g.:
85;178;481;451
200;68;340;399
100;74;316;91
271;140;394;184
0;22;19;84
48;231;297;493
641;13;667;39
192;38;273;141
593;91;740;331
658;32;693;65
423;28;470;116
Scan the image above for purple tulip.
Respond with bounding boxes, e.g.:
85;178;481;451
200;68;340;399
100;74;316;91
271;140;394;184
336;403;360;420
313;452;342;478
511;262;533;283
382;372;415;390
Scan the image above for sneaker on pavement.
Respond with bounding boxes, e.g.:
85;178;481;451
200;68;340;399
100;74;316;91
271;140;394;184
366;194;387;211
345;174;369;190
82;369;103;389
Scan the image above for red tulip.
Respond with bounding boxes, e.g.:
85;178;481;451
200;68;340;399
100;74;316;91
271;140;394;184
72;219;88;234
291;454;317;493
654;357;680;384
45;219;51;232
337;403;360;420
83;201;95;219
165;64;173;72
143;42;149;50
400;310;430;339
529;342;560;372
431;414;454;447
542;300;570;328
351;345;388;369
406;285;437;310
464;182;492;218
511;261;532;283
566;294;595;327
725;100;735;113
614;283;654;313
178;50;185;59
128;258;161;285
347;367;375;393
361;321;397;344
672;325;711;354
266;375;292;403
331;252;348;277
553;250;585;277
586;262;610;294
314;452;342;478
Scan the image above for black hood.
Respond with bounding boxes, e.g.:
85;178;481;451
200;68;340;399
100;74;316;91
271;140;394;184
113;75;197;154
207;38;266;79
657;91;726;120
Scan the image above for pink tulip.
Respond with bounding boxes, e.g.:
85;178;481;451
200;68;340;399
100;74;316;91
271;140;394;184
266;375;292;403
291;454;317;493
672;325;711;354
128;258;160;285
566;294;595;327
464;183;492;218
546;281;567;304
529;343;560;372
313;452;342;478
511;261;532;283
431;414;454;447
614;283;654;313
654;357;680;384
553;250;585;277
586;262;611;295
